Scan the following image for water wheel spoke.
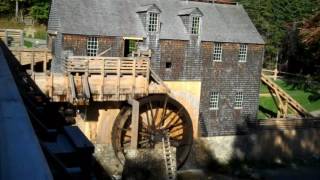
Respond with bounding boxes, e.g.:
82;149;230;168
144;111;151;128
138;139;150;145
139;131;151;136
170;133;183;139
112;95;193;169
164;107;183;128
156;96;168;128
148;100;155;128
167;121;184;131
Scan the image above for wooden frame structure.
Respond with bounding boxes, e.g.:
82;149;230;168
0;29;24;47
261;73;312;118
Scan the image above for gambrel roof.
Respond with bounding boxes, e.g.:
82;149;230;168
48;0;265;44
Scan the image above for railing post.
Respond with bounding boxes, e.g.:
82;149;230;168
4;29;8;46
132;58;136;98
117;58;121;99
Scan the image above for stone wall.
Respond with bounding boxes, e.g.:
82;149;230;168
185;128;320;169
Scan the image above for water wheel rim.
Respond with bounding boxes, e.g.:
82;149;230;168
112;94;193;168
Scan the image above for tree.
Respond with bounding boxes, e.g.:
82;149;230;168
29;1;49;24
0;0;13;16
236;0;319;66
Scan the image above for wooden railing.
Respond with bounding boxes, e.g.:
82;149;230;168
10;48;52;72
0;29;24;47
261;73;312;117
65;56;150;77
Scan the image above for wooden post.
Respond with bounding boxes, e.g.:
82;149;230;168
49;72;53;98
43;51;47;73
117;58;121;99
100;59;105;100
132;58;136;98
145;59;150;95
128;99;139;149
20;30;23;47
4;30;8;46
31;50;35;80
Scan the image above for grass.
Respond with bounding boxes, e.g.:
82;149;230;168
259;79;320;119
0;18;47;40
24;40;33;48
0;18;24;29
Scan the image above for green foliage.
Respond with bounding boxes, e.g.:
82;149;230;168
0;0;50;24
29;2;49;24
236;0;319;64
0;0;13;16
24;39;33;48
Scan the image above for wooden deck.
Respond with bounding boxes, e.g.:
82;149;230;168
34;56;167;104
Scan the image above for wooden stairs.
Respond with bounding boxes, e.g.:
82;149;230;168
162;132;177;180
261;73;313;118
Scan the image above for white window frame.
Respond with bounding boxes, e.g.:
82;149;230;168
234;91;244;109
148;12;159;32
213;42;223;62
238;44;248;62
209;91;219;110
87;37;98;56
191;16;200;35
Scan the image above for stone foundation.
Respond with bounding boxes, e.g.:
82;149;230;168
185;128;320;169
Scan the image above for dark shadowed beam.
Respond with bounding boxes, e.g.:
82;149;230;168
0;46;53;180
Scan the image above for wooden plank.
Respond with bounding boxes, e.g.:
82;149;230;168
128;99;139;149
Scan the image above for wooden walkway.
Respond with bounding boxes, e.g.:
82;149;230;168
261;73;312;117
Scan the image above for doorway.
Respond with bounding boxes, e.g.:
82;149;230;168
124;39;138;57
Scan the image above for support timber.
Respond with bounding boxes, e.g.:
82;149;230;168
261;73;312;118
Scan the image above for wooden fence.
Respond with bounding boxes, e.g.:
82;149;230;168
65;56;150;77
0;29;24;47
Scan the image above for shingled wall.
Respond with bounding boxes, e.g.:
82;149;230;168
63;34;124;57
199;43;264;136
59;33;264;137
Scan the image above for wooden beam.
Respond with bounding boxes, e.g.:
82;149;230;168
128;99;139;149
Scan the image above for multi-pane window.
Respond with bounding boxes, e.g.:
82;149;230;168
213;43;223;61
148;12;158;32
191;16;200;35
87;37;98;56
209;92;219;110
234;91;244;109
238;44;247;62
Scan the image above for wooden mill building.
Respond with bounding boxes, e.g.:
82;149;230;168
48;0;265;137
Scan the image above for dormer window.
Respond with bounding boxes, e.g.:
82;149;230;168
191;16;200;35
148;12;159;32
178;7;203;35
137;4;161;33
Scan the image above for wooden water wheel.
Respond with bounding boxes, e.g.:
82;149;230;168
112;94;193;168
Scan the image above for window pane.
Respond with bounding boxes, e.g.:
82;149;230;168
213;43;223;61
191;17;200;35
87;37;98;56
209;91;219;110
238;44;247;62
235;91;243;109
148;12;158;32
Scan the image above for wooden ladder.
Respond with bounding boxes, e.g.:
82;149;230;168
162;132;176;180
261;74;312;117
